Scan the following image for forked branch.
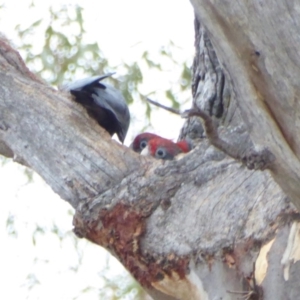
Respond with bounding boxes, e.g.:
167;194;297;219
146;98;275;170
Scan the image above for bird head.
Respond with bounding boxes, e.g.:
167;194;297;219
141;137;183;160
130;132;161;153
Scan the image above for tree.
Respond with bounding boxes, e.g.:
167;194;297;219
1;1;300;300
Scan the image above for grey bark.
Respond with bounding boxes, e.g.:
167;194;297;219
1;1;300;299
190;0;300;209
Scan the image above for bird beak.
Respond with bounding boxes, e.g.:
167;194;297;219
141;146;150;156
129;142;134;150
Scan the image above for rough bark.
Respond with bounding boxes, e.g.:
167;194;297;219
0;37;141;208
190;0;300;209
1;1;300;298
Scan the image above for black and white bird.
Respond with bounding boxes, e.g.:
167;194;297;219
63;73;130;143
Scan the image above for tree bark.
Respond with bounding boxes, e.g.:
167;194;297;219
1;1;300;298
190;0;300;209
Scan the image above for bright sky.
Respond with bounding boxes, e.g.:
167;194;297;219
0;0;194;299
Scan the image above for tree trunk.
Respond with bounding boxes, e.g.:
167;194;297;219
1;1;300;299
190;0;300;208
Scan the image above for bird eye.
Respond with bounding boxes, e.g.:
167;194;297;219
140;140;147;150
156;148;166;158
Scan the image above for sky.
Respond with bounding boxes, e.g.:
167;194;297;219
0;1;195;299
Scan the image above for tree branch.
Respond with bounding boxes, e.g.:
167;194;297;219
1;8;300;296
146;98;275;171
190;0;300;210
146;97;181;115
0;37;141;208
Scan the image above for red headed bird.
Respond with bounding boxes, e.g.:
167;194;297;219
141;137;192;160
130;132;162;153
176;140;193;153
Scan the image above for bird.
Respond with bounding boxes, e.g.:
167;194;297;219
131;132;193;158
140;136;193;160
63;73;130;143
130;132;161;153
176;139;193;153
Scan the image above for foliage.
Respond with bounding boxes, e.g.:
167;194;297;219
12;3;191;118
15;5;110;85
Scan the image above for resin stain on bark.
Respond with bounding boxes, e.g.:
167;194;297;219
73;202;190;287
